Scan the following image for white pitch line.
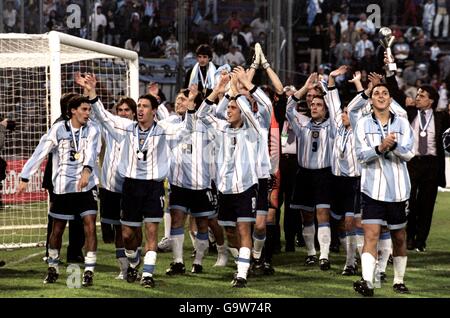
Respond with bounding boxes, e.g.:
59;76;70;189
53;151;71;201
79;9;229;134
5;250;45;267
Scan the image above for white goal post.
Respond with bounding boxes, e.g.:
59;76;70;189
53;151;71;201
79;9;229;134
0;31;138;249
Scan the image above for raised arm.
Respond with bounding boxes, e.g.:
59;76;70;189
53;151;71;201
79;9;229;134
76;73;132;143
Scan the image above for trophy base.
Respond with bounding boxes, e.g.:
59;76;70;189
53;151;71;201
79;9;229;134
388;63;397;71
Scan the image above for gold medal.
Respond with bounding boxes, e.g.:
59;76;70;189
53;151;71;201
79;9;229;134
74;152;80;160
137;151;144;160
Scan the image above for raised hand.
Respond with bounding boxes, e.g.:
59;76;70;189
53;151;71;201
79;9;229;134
188;83;199;101
380;133;396;152
368;72;383;86
330;65;348;78
348;71;361;84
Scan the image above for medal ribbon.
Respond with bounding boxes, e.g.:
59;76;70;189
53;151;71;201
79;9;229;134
135;122;156;154
418;110;432;134
69;120;83;155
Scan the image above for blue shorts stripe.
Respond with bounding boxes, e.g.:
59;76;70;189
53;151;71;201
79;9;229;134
80;210;97;218
218;220;236;227
143;217;163;223
101;217;121;225
48;212;74;221
120;220;142;227
388;222;407;230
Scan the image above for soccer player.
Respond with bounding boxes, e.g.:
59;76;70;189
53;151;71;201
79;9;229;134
322;66;360;276
165;85;223;275
196;72;261;288
286;73;334;270
352;83;414;296
77;73;185;288
185;44;217;96
96;97;143;280
18;94;100;287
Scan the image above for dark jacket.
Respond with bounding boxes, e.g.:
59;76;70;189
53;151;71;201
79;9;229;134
386;74;450;187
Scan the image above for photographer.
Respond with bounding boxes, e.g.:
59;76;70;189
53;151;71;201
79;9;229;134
0;118;14;209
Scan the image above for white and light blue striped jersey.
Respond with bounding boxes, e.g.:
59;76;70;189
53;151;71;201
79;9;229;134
20;120;100;194
355;113;414;202
90;97;184;181
167;113;214;190
197;97;260;194
323;87;360;177
286;96;332;169
347;92;407;129
216;87;273;178
99;127;124;193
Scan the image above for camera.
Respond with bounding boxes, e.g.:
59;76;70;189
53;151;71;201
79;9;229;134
6;120;16;131
1;118;16;131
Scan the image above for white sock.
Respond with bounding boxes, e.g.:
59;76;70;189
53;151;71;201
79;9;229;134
361;252;376;289
346;232;357;267
318;223;331;260
237;247;251;279
303;224;316;256
193;231;209;265
142;251;157;278
170;227;185;264
252;232;266;260
393;256;408;285
214;243;229;266
164;210;171;238
189;231;196;247
48;248;60;273
125;249;140;268
84;251;96;272
115;248;128;273
228;247;239;261
339;233;347;261
378;233;392;273
355;227;364;257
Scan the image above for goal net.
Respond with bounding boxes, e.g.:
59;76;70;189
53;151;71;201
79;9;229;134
0;31;138;249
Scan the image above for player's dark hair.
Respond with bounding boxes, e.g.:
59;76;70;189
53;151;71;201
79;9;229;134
66;95;90;118
138;94;159;110
113;97;137;115
418;84;439;109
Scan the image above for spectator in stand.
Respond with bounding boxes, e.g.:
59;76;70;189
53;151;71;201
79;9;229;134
336;49;354;67
250;7;270;40
204;0;219;25
434;0;450;38
124;35;150;57
354;32;374;61
423;0;436;39
335;13;349;42
404;26;424;43
105;9;120;47
334;33;353;63
89;3;107;43
223;44;246;68
3;1;17;33
355;13;375;36
225;27;249;58
309;24;326;73
116;0;135;46
359;48;376;73
429;41;441;76
342;20;360;47
144;0;160;28
224;11;242;32
383;0;398;26
402;0;419;26
411;37;430;64
240;24;254;48
129;12;141;39
165;33;179;57
438;53;450;81
393;35;411;70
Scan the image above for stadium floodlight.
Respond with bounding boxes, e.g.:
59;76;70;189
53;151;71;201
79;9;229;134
0;31;138;249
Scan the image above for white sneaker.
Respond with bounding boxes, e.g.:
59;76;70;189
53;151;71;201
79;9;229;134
213;253;228;267
157;237;172;252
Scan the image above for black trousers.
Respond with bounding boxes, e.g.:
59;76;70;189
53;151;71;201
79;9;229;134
406;156;439;248
278;154;302;245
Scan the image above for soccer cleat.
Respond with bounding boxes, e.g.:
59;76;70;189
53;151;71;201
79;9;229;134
379;272;387;282
319;258;331;271
0;260;5;267
415;246;426;253
393;283;410;294
341;265;357;276
166;262;186;275
304;255;318;266
43;267;59;284
249;258;265;276
231;277;247;288
263;262;275;275
126;266;139;283
191;263;203;274
251;43;262;69
353;279;374;297
157;237;172;252
191;249;197;258
140;276;155;288
82;270;94;287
